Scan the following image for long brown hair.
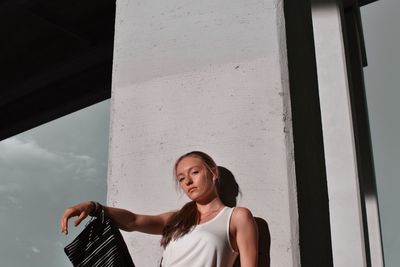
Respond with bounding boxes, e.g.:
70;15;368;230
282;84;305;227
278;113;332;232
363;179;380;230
160;151;218;248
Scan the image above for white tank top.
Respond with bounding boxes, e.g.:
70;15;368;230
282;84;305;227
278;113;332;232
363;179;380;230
162;207;238;267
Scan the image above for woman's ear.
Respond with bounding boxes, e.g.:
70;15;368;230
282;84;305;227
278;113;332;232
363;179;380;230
212;167;219;183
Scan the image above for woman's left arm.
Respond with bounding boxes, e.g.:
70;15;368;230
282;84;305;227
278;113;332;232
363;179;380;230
232;207;258;267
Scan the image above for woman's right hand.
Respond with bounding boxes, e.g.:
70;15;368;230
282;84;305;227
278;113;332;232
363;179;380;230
60;201;93;235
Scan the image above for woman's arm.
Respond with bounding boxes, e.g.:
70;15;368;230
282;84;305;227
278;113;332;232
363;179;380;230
60;201;173;235
231;207;258;267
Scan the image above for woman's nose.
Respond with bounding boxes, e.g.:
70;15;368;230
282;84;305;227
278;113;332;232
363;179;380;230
185;178;193;185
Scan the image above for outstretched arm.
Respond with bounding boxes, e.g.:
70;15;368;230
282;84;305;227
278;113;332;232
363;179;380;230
60;201;173;235
232;207;258;267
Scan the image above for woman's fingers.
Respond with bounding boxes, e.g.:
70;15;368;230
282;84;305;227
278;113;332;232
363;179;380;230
60;208;73;235
60;217;67;235
60;202;92;235
60;205;82;235
74;211;87;227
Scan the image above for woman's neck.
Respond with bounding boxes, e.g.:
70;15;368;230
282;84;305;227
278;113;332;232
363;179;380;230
196;197;224;215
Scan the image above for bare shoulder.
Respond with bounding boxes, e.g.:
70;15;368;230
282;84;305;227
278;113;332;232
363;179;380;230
231;207;255;229
232;207;254;219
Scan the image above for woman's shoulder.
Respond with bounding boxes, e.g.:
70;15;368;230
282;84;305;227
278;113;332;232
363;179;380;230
230;206;255;228
231;206;254;216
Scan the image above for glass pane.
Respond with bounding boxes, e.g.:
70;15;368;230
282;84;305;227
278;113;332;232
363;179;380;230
361;2;400;267
0;100;110;266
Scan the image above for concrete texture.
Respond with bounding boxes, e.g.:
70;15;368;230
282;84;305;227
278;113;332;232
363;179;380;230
108;0;299;266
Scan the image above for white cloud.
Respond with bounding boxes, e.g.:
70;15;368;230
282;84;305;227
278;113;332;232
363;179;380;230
0;137;98;181
7;196;20;206
59;153;98;181
0;137;62;163
66;152;95;166
30;246;40;253
0;183;20;193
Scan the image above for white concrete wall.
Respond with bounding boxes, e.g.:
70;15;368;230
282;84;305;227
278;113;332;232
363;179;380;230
108;0;299;266
311;2;367;266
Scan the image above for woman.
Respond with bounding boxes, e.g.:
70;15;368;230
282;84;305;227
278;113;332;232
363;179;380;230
60;151;258;267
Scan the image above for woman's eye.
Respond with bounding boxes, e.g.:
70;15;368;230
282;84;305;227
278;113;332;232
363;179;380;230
178;177;185;182
192;171;199;175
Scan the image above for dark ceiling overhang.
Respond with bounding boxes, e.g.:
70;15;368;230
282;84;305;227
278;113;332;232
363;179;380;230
359;0;379;6
344;0;379;7
0;0;115;141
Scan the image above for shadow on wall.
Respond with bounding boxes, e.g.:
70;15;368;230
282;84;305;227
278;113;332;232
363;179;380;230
218;166;271;267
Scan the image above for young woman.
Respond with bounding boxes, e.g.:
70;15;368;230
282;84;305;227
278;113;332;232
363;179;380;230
60;151;258;267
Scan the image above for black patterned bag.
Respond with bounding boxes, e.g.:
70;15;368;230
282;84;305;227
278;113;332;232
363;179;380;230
64;212;135;267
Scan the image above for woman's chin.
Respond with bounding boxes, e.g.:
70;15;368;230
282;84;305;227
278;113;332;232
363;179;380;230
186;194;198;201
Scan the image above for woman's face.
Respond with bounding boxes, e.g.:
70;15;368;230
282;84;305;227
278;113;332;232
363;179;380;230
175;156;217;202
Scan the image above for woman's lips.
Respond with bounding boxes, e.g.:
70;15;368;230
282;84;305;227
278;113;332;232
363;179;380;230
188;187;196;193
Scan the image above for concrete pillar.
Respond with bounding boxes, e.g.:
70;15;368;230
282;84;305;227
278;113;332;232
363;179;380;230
108;0;299;266
311;1;367;266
